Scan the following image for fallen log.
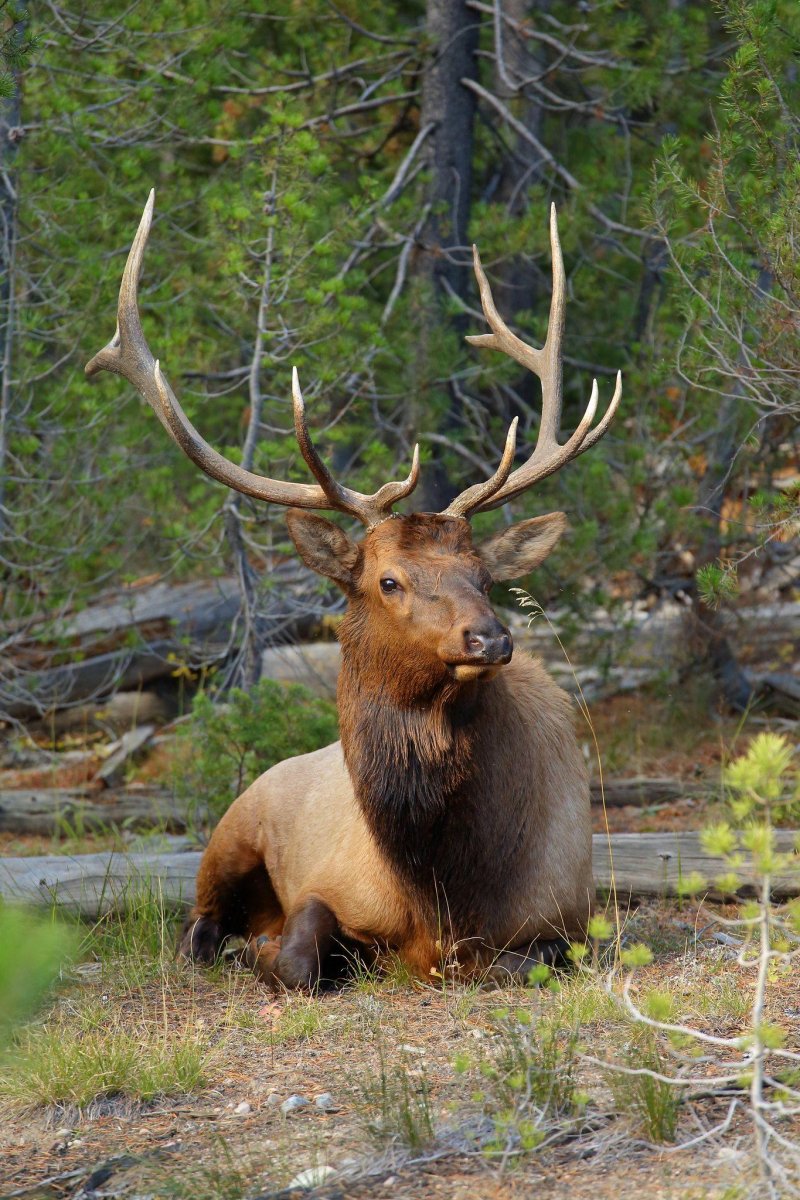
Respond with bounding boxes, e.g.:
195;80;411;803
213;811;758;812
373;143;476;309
589;777;707;807
261;641;341;699
0;849;200;915
0;775;700;837
592;830;799;899
0;788;188;836
1;832;796;917
2;567;339;720
96;725;155;787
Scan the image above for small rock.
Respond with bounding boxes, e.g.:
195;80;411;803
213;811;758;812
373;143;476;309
287;1165;336;1189
280;1094;309;1116
73;963;101;979
266;1092;282;1106
314;1092;337;1112
234;1101;252;1116
52;1127;72;1139
398;1044;425;1055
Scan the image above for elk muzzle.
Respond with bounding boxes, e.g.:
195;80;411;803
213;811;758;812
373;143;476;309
439;617;513;682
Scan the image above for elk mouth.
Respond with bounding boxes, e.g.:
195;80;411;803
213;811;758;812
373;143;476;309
441;631;513;682
447;662;504;682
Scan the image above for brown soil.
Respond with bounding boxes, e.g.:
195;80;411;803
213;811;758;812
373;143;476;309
1;901;797;1200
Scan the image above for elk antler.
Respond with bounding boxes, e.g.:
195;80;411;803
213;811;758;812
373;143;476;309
443;204;622;518
85;191;420;529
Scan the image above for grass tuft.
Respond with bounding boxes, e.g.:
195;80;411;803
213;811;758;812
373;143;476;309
605;1030;680;1143
1;998;212;1111
358;1042;435;1150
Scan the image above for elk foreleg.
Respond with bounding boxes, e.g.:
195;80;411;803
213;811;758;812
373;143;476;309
178;832;283;966
247;897;339;990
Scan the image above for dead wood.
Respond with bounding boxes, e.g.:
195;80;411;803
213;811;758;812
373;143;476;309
589;777;707;807
3;567;335;720
5;583;796;722
592;830;799;899
96;725;155;786
0;788;187;835
2;832;796;917
0;773;702;836
0;848;201;915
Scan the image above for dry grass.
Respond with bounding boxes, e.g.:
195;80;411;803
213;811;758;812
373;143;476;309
0;895;796;1199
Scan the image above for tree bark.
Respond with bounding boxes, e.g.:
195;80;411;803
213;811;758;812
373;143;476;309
414;0;480;509
0;23;23;545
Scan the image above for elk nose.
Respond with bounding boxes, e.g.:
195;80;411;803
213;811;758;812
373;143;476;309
463;626;513;664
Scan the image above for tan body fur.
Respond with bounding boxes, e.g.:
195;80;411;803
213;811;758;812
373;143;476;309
191;648;591;980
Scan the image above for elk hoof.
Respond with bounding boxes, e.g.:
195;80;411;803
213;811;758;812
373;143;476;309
245;934;283;984
178;914;225;965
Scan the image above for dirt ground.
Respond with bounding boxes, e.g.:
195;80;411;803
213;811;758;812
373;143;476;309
1;682;797;1199
1;898;798;1200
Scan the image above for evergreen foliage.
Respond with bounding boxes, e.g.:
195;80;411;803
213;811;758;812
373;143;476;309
1;1;795;690
174;678;339;825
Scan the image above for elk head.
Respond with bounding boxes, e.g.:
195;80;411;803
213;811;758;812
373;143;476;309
86;193;621;697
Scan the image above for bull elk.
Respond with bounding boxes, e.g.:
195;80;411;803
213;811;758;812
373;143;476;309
86;192;621;987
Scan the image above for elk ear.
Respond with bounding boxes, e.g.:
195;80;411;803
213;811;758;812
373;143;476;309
476;512;566;582
286;510;361;590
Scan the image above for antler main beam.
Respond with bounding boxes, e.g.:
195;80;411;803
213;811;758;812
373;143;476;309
86;191;419;529
444;204;622;518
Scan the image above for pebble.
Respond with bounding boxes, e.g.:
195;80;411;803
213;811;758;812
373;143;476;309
287;1165;336;1189
266;1092;282;1106
234;1101;252;1116
314;1092;337;1112
280;1094;309;1116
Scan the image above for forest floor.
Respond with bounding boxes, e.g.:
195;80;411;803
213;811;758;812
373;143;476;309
1;894;798;1200
1;669;798;1199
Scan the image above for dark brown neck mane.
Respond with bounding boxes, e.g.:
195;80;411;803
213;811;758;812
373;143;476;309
337;610;529;941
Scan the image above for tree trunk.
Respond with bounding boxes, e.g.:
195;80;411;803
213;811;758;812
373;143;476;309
414;0;480;509
485;0;549;430
0;23;23;545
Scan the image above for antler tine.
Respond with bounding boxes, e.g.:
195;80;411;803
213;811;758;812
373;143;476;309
86;191;420;526
443;418;518;520
445;204;621;516
291;368;420;527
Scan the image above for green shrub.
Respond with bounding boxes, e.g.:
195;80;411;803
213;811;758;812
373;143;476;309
457;1007;583;1160
605;1029;680;1143
175;678;339;827
0;908;77;1046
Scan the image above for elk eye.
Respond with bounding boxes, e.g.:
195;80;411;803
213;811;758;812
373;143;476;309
380;577;399;594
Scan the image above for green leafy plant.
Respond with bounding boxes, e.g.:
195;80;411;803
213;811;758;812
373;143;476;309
358;1041;435;1151
0;907;77;1046
457;1005;583;1164
174;679;338;827
606;733;800;1191
605;1029;680;1143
